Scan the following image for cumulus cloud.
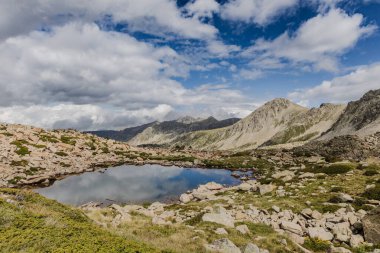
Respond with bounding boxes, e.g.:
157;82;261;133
0;22;247;130
288;62;380;106
0;0;218;41
185;0;220;19
221;0;298;25
243;8;376;71
0;104;173;131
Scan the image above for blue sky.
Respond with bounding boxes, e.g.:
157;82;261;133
0;0;379;130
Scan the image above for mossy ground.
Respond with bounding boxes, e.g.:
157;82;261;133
0;189;156;253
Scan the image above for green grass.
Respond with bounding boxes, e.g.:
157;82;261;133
306;163;356;175
39;134;59;143
303;238;330;252
60;135;77;145
55;151;68;157
10;160;28;167
362;184;380;201
10;140;31;156
0;189;156;253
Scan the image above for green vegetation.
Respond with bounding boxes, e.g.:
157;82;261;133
10;160;28;167
0;189;156;253
0;132;13;137
39;134;59;143
362;184;380;201
55;151;68;157
60;135;77;145
85;141;97;150
305;163;356;175
10;140;31;156
303;238;330;252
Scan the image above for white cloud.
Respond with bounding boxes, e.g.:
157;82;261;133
238;69;263;80
0;104;173;131
243;8;376;71
0;22;247;130
221;0;298;25
207;40;241;57
0;0;218;41
185;0;220;19
289;62;380;105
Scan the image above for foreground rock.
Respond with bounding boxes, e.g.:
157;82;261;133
205;238;241;253
202;206;235;228
363;206;380;244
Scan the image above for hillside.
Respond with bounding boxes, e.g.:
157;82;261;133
320;89;380;139
169;99;345;150
128;116;240;146
88;122;156;142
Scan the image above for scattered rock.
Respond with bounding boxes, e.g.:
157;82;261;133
280;221;303;236
307;227;333;241
258;184;275;195
202;206;235;228
236;224;250;234
204;238;241;253
349;234;364;248
362;207;380;244
215;228;228;235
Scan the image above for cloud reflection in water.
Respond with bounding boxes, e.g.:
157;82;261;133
35;164;239;206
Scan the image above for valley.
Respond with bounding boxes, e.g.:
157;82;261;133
0;89;380;253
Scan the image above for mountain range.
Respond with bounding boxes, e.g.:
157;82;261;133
90;89;380;151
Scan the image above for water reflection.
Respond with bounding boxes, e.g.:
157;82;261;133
35;164;240;206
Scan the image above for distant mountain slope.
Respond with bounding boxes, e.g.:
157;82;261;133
320;89;380;139
88;122;155;142
89;117;239;144
169;99;346;150
128;116;240;146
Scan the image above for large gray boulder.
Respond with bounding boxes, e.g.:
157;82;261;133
363;206;380;244
202;206;235;228
204;238;241;253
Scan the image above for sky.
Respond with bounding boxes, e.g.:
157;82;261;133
0;0;379;130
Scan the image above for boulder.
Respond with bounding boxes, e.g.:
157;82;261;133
243;243;260;253
215;228;228;235
236;224;250;234
349;234;364;248
237;182;254;191
329;247;352;253
298;172;315;179
362;207;380;244
338;193;354;203
332;222;352;242
258;184;275;195
202;206;235;228
180;193;192;203
205;182;224;191
280;221;303;236
307;227;334;241
204;238;241;253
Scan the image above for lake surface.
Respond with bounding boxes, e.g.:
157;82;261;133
35;164;240;206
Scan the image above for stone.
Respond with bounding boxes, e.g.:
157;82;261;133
272;205;280;213
308;227;334;241
205;182;224;191
258;184;275;195
237;182;254;191
298;172;315;179
204;238;241;253
363;206;380;244
332;222;352;242
272;170;295;180
179;193;192;203
349;234;364;248
329;247;352;253
236;224;250;234
215;228;228;235
339;193;354;203
202;206;235;228
243;243;260;253
280;221;303;236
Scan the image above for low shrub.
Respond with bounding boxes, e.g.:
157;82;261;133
311;163;356;175
55;151;68;157
362;184;380;201
303;238;330;252
363;170;379;176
